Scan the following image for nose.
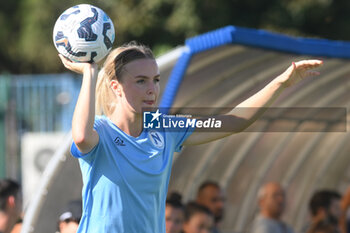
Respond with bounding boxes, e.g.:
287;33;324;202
218;199;224;207
147;82;157;95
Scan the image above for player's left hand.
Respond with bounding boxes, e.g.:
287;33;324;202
278;60;323;87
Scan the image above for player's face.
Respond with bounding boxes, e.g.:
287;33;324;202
165;205;184;233
116;58;160;114
183;213;214;233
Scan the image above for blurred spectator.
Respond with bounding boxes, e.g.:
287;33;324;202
9;221;21;233
306;219;338;233
183;202;214;233
0;179;21;233
165;192;185;233
196;181;225;233
251;182;294;233
305;190;341;233
56;200;82;233
339;187;350;233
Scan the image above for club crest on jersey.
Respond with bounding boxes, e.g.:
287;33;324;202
148;130;164;149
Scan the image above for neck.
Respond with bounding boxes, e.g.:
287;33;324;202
261;211;281;221
109;110;143;137
215;220;222;229
0;211;15;233
311;214;326;223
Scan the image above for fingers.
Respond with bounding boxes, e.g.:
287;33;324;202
58;54;69;63
294;60;322;78
58;54;73;69
294;59;323;69
58;54;98;75
58;54;84;73
306;71;321;77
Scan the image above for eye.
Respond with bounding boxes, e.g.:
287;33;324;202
154;78;160;83
136;79;145;84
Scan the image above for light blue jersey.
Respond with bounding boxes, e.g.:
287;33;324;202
71;115;193;233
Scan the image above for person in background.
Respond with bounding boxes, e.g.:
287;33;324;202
0;179;21;233
166;192;185;233
306;219;338;233
196;181;225;233
183;202;214;233
56;200;82;233
251;182;294;233
9;220;21;233
306;190;341;233
340;186;350;233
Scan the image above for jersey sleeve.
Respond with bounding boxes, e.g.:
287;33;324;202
70;115;105;161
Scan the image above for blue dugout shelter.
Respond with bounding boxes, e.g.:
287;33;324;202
163;25;350;233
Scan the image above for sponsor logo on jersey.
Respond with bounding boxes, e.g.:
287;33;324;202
114;137;125;146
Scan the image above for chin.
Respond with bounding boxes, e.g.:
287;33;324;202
142;104;157;110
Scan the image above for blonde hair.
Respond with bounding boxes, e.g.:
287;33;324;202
95;42;155;116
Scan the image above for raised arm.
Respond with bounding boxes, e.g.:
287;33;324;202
59;55;99;153
184;59;323;145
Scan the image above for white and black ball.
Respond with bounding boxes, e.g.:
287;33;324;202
53;4;115;63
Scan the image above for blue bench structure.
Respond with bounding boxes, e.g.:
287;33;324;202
163;25;350;233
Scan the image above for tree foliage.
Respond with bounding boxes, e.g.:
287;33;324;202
1;0;349;74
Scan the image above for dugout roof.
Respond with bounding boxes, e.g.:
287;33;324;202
162;26;350;233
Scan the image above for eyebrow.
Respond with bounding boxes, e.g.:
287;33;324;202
122;67;160;79
134;74;160;79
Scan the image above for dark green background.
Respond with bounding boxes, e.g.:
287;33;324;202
0;0;348;74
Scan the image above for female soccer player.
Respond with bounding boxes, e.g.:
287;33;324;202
59;42;322;233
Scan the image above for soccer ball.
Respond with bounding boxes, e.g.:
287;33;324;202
53;4;115;63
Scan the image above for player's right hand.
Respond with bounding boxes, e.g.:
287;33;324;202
58;54;98;75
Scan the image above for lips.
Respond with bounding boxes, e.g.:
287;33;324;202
144;100;155;105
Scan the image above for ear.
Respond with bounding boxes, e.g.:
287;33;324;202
59;221;68;231
110;80;122;96
7;195;16;208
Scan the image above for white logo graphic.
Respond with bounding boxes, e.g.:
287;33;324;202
148;130;164;149
144;109;162;129
151;109;161;122
143;109;222;130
